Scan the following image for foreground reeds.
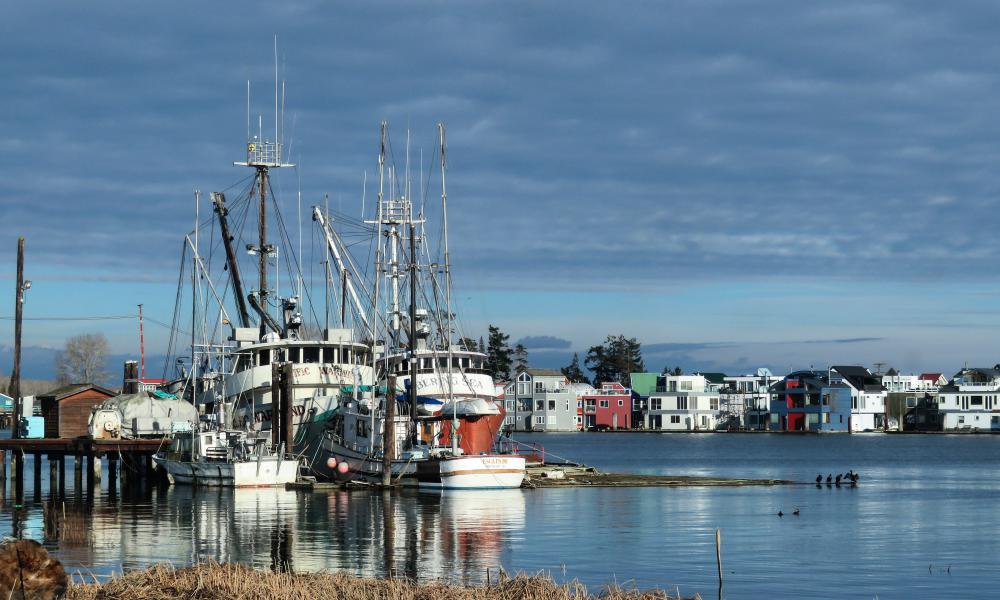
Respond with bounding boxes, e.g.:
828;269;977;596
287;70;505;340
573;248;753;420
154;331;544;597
66;562;694;600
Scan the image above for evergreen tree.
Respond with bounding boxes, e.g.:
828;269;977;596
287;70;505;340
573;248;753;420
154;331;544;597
585;334;645;386
661;365;683;376
486;325;513;380
514;343;529;373
479;336;486;353
561;352;586;382
459;337;478;352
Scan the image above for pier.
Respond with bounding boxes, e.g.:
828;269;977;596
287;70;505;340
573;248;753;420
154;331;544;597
0;438;164;500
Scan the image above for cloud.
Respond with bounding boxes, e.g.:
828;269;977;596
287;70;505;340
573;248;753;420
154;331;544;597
517;336;572;350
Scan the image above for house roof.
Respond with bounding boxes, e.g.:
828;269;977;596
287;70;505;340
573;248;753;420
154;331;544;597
39;383;117;401
832;366;883;391
919;373;943;381
697;372;727;384
885;367;899;376
953;367;1000;379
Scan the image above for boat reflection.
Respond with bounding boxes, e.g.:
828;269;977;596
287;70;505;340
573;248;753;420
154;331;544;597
28;485;527;583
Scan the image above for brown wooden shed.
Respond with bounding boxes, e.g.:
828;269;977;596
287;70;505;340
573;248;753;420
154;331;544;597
38;384;117;439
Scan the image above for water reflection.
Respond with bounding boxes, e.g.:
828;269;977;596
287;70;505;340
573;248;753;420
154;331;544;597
14;484;526;584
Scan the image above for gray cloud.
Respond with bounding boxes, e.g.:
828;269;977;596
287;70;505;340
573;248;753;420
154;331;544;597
517;336;572;350
5;1;1000;294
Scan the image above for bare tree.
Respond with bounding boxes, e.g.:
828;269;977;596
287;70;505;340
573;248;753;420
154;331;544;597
55;333;110;385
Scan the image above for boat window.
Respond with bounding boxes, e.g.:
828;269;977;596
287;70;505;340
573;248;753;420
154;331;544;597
439;357;448;368
461;357;469;369
326;348;338;363
258;350;270;366
235;354;250;372
421;358;432;369
303;347;320;363
288;348;301;363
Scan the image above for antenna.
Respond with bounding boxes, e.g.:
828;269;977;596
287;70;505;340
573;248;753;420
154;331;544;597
274;35;279;151
246;80;251;143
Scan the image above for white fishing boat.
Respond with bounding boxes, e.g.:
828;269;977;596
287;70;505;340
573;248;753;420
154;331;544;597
299;123;523;489
153;428;298;487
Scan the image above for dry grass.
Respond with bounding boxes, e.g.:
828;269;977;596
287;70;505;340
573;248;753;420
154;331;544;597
65;562;694;600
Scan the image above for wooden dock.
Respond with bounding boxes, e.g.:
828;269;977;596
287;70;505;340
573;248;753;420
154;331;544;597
523;464;793;488
0;437;167;500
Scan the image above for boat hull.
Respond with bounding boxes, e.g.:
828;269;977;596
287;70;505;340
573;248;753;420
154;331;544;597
416;455;525;489
153;455;299;487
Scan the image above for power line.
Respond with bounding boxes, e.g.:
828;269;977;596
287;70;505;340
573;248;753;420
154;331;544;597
0;315;135;321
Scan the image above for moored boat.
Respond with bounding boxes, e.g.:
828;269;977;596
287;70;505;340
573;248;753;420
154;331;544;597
153;428;298;487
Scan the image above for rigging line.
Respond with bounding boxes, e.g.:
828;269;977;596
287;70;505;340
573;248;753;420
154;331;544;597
163;239;188;380
267;179;322;328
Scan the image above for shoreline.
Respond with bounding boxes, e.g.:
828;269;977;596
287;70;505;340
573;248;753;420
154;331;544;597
65;562;692;600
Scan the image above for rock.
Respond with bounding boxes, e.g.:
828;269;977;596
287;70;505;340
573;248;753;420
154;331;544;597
0;539;67;600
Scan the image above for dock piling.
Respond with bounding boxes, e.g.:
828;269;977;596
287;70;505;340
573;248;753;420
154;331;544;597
47;455;57;495
715;528;723;588
0;450;6;482
57;456;65;497
32;453;41;494
73;454;82;494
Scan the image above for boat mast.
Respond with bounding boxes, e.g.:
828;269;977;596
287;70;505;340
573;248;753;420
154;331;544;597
439;123;457;454
235;61;294;337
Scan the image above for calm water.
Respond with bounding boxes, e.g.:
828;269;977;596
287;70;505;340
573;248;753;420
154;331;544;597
3;433;1000;599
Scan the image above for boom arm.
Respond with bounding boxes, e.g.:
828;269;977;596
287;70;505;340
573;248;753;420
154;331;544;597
312;206;371;332
211;192;251;328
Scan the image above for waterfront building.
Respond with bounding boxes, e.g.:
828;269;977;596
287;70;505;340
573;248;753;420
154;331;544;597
882;368;942;431
567;381;595;430
38;383;117;439
830;366;888;432
628;372;659;429
645;374;721;431
720;369;783;430
506;369;577;432
579;382;632;430
769;370;851;432
937;367;1000;431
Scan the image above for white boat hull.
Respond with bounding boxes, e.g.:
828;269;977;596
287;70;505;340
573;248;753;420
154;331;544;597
417;455;525;489
153;455;299;487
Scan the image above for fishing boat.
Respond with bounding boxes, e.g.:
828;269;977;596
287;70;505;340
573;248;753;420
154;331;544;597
155;59;375;454
299;123;522;489
152;427;298;487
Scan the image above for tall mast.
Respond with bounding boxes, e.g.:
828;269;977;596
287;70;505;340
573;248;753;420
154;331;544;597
235;63;294;336
439;123;457;454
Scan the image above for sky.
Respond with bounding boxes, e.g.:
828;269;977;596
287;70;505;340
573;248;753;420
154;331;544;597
3;1;1000;381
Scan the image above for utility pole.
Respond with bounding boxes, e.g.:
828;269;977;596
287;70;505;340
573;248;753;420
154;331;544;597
11;237;27;439
7;236;31;438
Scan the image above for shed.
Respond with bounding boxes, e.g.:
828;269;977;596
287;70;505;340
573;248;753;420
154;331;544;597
38;383;117;439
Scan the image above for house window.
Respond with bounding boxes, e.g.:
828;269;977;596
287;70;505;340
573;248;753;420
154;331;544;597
534;416;545;425
650;398;662;411
535;382;544;393
618;399;624;406
680;381;692;391
599;400;609;408
517;383;528;395
710;398;719;411
958;416;965;424
548;400;556;411
670;415;680;424
535;400;544;411
677;397;688;410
